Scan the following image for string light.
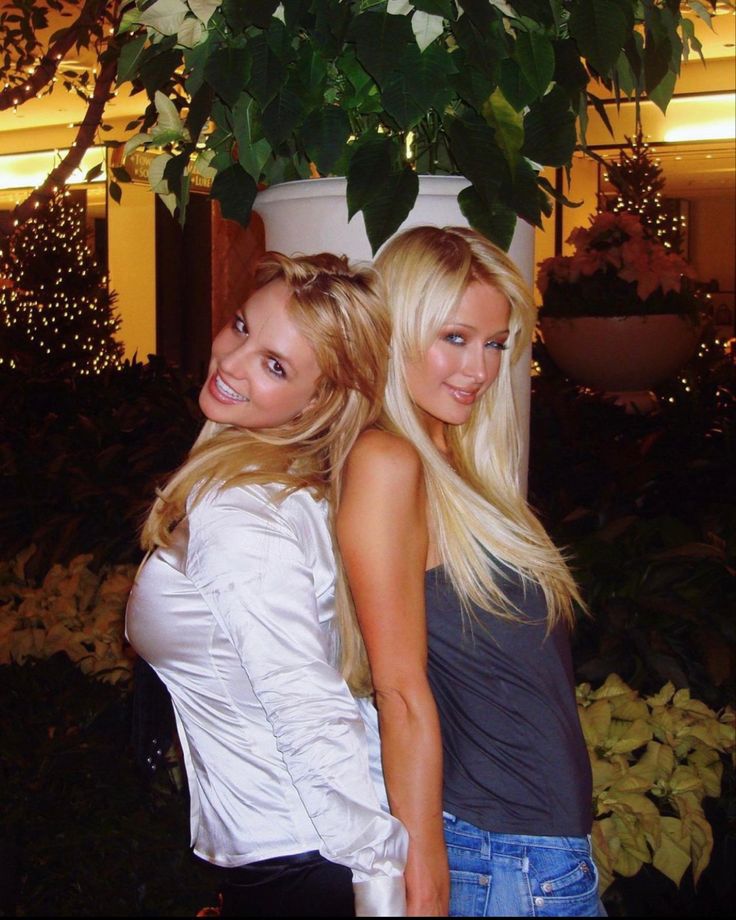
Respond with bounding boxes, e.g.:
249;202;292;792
0;194;123;376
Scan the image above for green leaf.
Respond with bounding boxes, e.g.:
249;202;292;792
514;30;555;97
301;107;351;176
482;87;524;171
445;112;508;206
460;0;500;31
522;85;576;167
450;51;496;111
244;0;281;29
687;1;716;31
361;166;419;254
204;46;252;106
537;173;582;208
337;48;379;111
163;151;190;200
111;166;132;184
680;18;705;65
116;35;147;84
643;4;674;95
185;84;214;144
295;47;328;106
457;185;517;252
451;10;509;80
648;68;677;115
568;0;630;75
511;1;556;27
499;155;542;228
411;0;455;17
221;0;251;32
585;91;614;138
498;58;536;112
232;94;271;180
211;163;258;226
381;43;456;130
184;36;213;96
346;134;396;220
350;8;415;87
552;38;589;92
260;86;306;148
248;33;286;107
139;47;183;97
615;50;637;97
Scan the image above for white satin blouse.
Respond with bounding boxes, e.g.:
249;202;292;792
125;482;407;916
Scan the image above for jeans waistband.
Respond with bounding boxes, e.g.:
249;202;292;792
443;812;592;850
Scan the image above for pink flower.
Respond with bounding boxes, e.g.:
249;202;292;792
538;211;694;303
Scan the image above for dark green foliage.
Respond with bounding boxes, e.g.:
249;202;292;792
530;326;736;710
114;0;708;253
530;326;735;916
0;356;202;580
0;654;219;917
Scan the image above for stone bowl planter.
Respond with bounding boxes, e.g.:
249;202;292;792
538;314;702;392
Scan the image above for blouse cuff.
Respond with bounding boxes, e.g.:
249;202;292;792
353;876;407;917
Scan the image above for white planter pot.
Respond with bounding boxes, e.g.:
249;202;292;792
255;176;533;490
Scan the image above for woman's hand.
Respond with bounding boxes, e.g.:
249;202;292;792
405;838;450;916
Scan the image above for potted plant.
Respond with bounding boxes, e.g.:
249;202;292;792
536;210;704;394
576;673;735;899
113;0;713;255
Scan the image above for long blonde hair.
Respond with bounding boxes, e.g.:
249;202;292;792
373;225;582;635
142;251;389;686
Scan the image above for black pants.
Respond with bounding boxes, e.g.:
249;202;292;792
217;850;355;917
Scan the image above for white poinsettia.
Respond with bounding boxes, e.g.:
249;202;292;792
0;550;136;684
387;0;446;51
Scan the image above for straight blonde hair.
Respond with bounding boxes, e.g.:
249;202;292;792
372;225;582;637
142;251;390;687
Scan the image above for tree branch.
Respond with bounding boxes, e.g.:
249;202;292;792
0;0;112;112
11;48;120;226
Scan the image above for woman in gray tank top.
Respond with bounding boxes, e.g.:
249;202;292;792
337;226;604;917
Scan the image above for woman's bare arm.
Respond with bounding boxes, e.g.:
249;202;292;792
337;429;449;917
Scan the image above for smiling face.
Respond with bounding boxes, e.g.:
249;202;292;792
405;280;511;450
199;280;322;429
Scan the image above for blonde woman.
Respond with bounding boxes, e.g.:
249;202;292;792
337;227;601;917
126;252;407;918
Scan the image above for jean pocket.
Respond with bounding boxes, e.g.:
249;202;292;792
537;855;598;899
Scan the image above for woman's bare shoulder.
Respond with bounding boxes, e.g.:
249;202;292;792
346;428;423;487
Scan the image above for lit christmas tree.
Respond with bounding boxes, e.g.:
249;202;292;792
0;192;123;376
604;129;686;253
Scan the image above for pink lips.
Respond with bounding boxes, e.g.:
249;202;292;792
446;385;479;406
208;372;246;404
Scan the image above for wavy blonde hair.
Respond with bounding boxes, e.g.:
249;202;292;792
142;251;389;687
372;225;582;637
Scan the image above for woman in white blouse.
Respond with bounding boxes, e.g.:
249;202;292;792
125;252;407;917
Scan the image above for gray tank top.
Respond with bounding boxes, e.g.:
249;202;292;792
425;565;593;837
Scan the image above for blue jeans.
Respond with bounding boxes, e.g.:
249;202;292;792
444;812;606;917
